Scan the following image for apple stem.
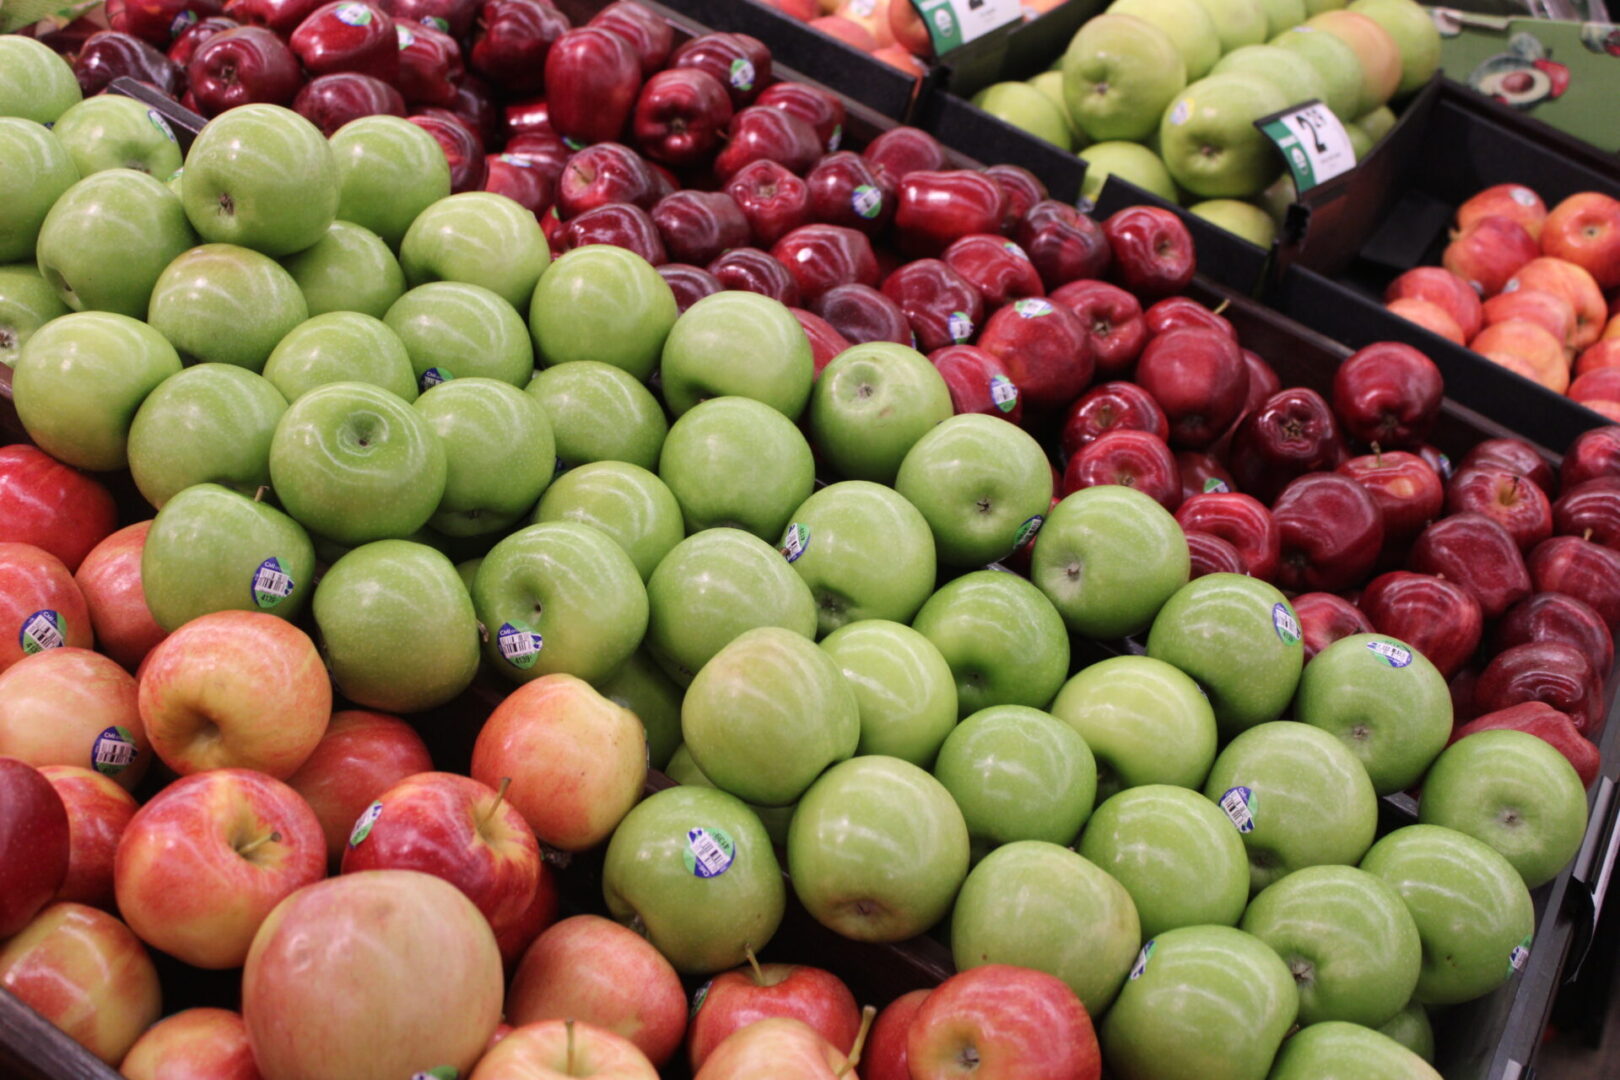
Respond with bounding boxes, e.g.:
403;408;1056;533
837;1006;877;1078
477;777;512;831
253;485;269;503
1212;298;1231;317
237;831;281;857
565;1018;576;1076
1586;528;1595;542
476;621;489;643
745;944;765;986
1371;442;1382;467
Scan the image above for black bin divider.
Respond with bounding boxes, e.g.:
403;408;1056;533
928;0;1101;99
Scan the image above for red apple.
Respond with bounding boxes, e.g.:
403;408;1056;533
1571;367;1620;422
449;75;502;149
1271;472;1385;593
394;20;461;106
1506;256;1608;349
409;111;487;192
1410;512;1532;619
689;955;862;1071
862;126;946;185
1496;592;1614;677
882;258;984;352
1457;182;1547;240
505;130;571;186
110;0;226;46
1293;592;1374;661
1059;381;1169;457
1144;296;1236;341
294;72;406;135
907;964;1100;1080
1062;429;1179;509
1542;192;1620;290
1472;319;1571;395
1448;456;1555;550
1360;570;1484;679
284;709;433;864
545;27;642;147
1135;328;1249;450
590;0;675;78
1048;280;1146;375
187;25;303;114
708;248;802;306
1482;288;1577;349
930;344;1022;423
71;522;164;675
1576;340;1620;377
894;170;1009;257
1329;341;1443;450
772;223;880;301
0;542;93;675
1236;348;1282;420
485;153;555;216
224;0;323;34
1229;388;1345;503
37;765;136;910
1553;476;1620;551
1385;266;1484;340
865;989;929;1080
793;308;854;375
474;1018;658;1079
812;283;911;346
1173;492;1280;580
725;159;814;246
289;1;398;82
468;0;567;95
1176;451;1235;503
942;234;1044;309
1187;531;1247;578
0;757;70;939
1475;641;1603;736
1562;425;1620;490
1336;449;1443;546
652;191;750;266
74;31;184;98
1387;297;1465;344
670;32;769;110
806;151;893;236
632;68;733;168
1016;201;1111;292
167;14;239;68
0;647;148;791
567;202;668;265
121;1007;262;1080
811;13;875;49
556;142;657;218
1461;437;1556;494
714;104;824;181
757;82;846;153
1102;206;1194;298
1529;533;1620;629
977;298;1094;411
495;863;560;970
1443;215;1539;296
1450;702;1599;788
0;446;117;573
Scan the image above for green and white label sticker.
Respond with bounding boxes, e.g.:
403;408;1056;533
1003;241;1030;261
1202;477;1230;494
907;0;1022;54
989;374;1018;412
92;726;138;776
252;557;295;609
421;367;451;390
349;800;383;846
1014;297;1054;318
1366;639;1412;668
1219;786;1256;833
1013;514;1044;548
497;622;544;669
397;24;415;47
334;2;372;25
683;827;736;878
729;58;756;92
19;610;64;655
1509;935;1531;975
1257;100;1356;193
169;9;196;35
779;522;811;563
691;979;713;1019
411;1068;459;1080
852;184;884;220
947;310;974;343
423;14;449;31
147;109;175;141
1272;602;1301;647
1128;940;1156;980
827;123;843;152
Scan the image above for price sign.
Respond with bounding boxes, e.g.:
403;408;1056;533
907;0;1023;54
1256;100;1356;193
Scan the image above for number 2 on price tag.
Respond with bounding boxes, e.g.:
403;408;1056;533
1256;101;1356;193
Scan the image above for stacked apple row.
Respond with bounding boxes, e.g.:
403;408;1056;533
730;0;930;79
1381;181;1620;416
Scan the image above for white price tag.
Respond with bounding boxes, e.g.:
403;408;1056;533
1256;101;1356;193
908;0;1023;53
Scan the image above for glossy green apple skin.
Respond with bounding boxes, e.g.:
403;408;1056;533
1361;825;1536;1006
660;291;814;418
1146;573;1304;737
602;785;786;975
328;116;451;250
1189;198;1278;247
1159;72;1289;199
1204;721;1378;894
1033;485;1190;639
1418;730;1587;889
809;342;953;484
0;37;81;124
644;528;817;685
934;705;1096;854
1051;656;1217;798
1378;1002;1435;1062
34;169;196;320
682;626;859;806
0;264;68;366
1349;0;1441;96
401;191;550;312
952;839;1140;1013
788;755;970;942
527;361;668;471
659;396;814;541
13;311;181;470
0;118;79;263
1295;633;1452;795
1256;0;1307;34
147;244;310;372
312;538;480;712
1078;785;1247;938
912;570;1069;717
1102;925;1299;1080
383;281;534;391
1080;140;1180;204
142;482;316;631
50;95;181;179
181;104;337;256
414;377;554;536
595;648;684;770
262;312;418;402
533;462;682;582
280;220;405;319
1192;0;1270;52
784;482;937;638
471;521;647;684
1269;1021;1441;1080
1108;0;1221;78
127;363;288;509
1242;865;1421;1027
268;380;447;544
894;414;1054;568
1271;26;1364;120
1210;43;1328;106
1061;13;1189;143
973;81;1073;150
529;245;677;381
664;745;794;846
820;619;957;766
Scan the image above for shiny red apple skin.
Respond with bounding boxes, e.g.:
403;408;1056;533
1229;388;1345;503
1541;193;1620;290
289;1;398;82
983;164;1046;229
1048;280;1146;375
589;0;674;78
1475;641;1604;736
663;264;724;313
894;171;1010;257
225;0;323;35
689;961;862;1071
1102;206;1195;298
1144;297;1236;341
772;224;880;301
556;142;659;219
448;75;502;149
1360;570;1484;680
37;765;137;910
1529;534;1620;629
882;259;985;352
379;0;476;35
1272;472;1384;593
1135;327;1249;451
565;202;668;265
1176;451;1235;502
942;234;1043;309
294;72;406;135
789;309;850;377
1496;592;1615;677
409;111;487;193
1385;266;1484;340
187;25;302;114
468;0;567;95
865;989;930;1080
714;106;823;182
930;345;1022;424
1062;429;1180;510
484;153;555;216
806;152;895;236
1443;215;1540;296
1450;702;1600;788
708;248;801;306
1293;592;1374;661
1186;531;1247;578
1337;450;1444;545
1410;512;1533;619
1445;465;1554;552
1553;477;1620;549
504;96;553;140
1011;202;1110;292
977;298;1094;411
1237;348;1282;419
74;31;184;97
120;1007;262;1080
1562;426;1620;490
0;543;93;676
1060;381;1169;457
495;863;559;970
0;758;71;939
285;709;433;865
110;0;225;48
725;159;813;247
670;32;769;110
545;26;642;147
862;126;947;186
1459;437;1556;495
167;14;239;67
652;191;749;266
632;68;733;168
1330;342;1444;450
811;284;911;346
757;82;846;153
0;446;117;575
390;21;460;106
907;964;1100;1080
1174;492;1280;581
503;130;570;185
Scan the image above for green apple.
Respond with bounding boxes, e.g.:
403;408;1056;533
1259;170;1300;226
1026;71;1087;147
644;528;817;684
455;556;481;593
142;482;316;630
181;104;337;256
1348;0;1441;96
1189;198;1278;246
682;626;859;806
127;363;288;508
1294;633;1451;795
1078;784;1248;938
1305;0;1347;11
383;281;534;390
312;538;480;712
50;95;181;179
328;115;452;250
0;37;80;124
1108;0;1221;79
820;619;957;766
13;311;181;470
1377;1002;1434;1062
1062;15;1187;144
971;82;1073;150
414;377;554;535
262;312;418;402
1346;118;1374;159
1052;655;1218;798
0;264;68;366
951;840;1140;1013
526;360;668;471
1242;866;1421;1026
1079;141;1180;204
788;755;969;942
1159;73;1288;199
912;570;1069;717
280;219;405;319
659;396;815;540
780;481;937;636
1210;43;1329;106
893;413;1053;568
1418;730;1587;889
1271;25;1365;120
934;705;1096;855
147;244;310;371
400;191;550;312
663;744;795;846
268;380;447;544
1192;0;1270;51
533;461;683;582
602;785;786;975
1102;924;1298;1080
528;244;677;381
1032;485;1189;639
1203;721;1379;893
0;118;78;263
471;521;647;684
1357;104;1397;140
1146;573;1304;737
660;291;813;418
1269;1021;1441;1079
595;648;684;770
34;169;196;320
1256;0;1307;34
809;342;952;485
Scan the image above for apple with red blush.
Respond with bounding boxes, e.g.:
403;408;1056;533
1385;267;1484;340
0;446;117;575
37;765;137;910
1445;466;1554;552
74;31;184;98
862;126;947;185
1360;570;1484;680
73;523;166;675
864;989;930;1080
1173;491;1279;580
409;111;487;192
812;285;911;346
708;248;801;305
1529;534;1620;629
556;143;658;218
1408;512;1533;619
632;68;733;168
1329;342;1444;450
1460;437;1556;494
1562;425;1620;489
187;25;303;115
1552;477;1620;550
1292;592;1374;661
1135;327;1249;450
977;298;1094;411
806;153;895;237
167;15;239;68
225;0;324;35
714;107;823;181
1228;388;1345;503
772;224;880;300
1144;297;1235;341
290;2;398;82
942;235;1043;309
1336;449;1444;545
1101;205;1195;298
1496;592;1614;677
1062;429;1180;510
757;82;846;153
906;965;1100;1080
1048;280;1146;376
894;171;1009;257
1474;641;1604;736
468;0;567;96
670;32;769;110
294;73;406;135
0;757;70;939
930;345;1022;424
284;709;433;864
1451;702;1599;789
1442;215;1540;296
1175;451;1234;503
393;22;461;107
688;953;862;1071
566;203;668;265
545;26;642;147
495;867;559;970
652;191;750;266
1271;472;1384;593
590;0;675;78
881;259;983;352
1186;531;1247;578
1060;381;1168;458
484;154;554;216
725;160;813;246
1015;201;1110;291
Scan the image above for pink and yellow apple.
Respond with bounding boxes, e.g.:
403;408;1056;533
120;1007;263;1080
471;1019;659;1080
0;646;149;790
38;764;138;909
73;521;168;673
0;541;92;674
285;709;433;864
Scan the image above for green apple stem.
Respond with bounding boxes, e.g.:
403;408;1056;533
237;831;281;857
836;1006;877;1078
745;944;765;986
253;485;269;503
476;777;512;831
565;1018;576;1076
476;621;489;643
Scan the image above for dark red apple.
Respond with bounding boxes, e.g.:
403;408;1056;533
167;14;238;67
811;285;911;347
724;159;813;247
377;0;476;36
1177;451;1235;503
0;758;70;940
881;259;983;353
660;264;723;313
1451;702;1600;788
669;32;767;110
942;234;1043;310
502;130;570;184
805;152;893;237
650;190;748;266
504;96;552;140
1410;512;1532;619
756;81;845;154
484;153;554;215
1293;592;1375;661
1496;592;1614;677
792;308;853;376
631;68;732;168
393;21;461;106
447;76;502;152
1187;531;1248;578
565;202;666;264
862;126;947;186
555;143;657;218
1562;425;1620;490
1048;280;1146;376
186;25;301;113
0;451;117;576
1553;477;1620;549
1528;534;1620;629
111;0;225;47
772;224;879;302
894;171;1009;258
1012;201;1111;292
75;30;185;97
1445;466;1554;552
976;298;1093;412
1337;450;1444;545
1228;388;1345;503
1459;437;1555;495
224;0;324;34
982;163;1046;229
714;106;823;182
1174;491;1281;580
1475;642;1604;736
1329;342;1444;451
467;0;566;95
1102;205;1195;298
1062;429;1180;510
545;26;641;147
1144;297;1236;341
1360;570;1484;679
588;0;672;78
930;345;1022;424
1135;328;1249;451
293;72;405;134
1271;472;1385;593
708;248;801;306
1237;349;1282;418
409;111;486;192
290;2;398;81
1060;381;1169;458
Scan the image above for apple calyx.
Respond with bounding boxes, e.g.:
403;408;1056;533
1287;955;1316;990
835;1004;877;1078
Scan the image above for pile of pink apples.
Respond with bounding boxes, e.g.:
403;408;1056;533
1382;183;1620;414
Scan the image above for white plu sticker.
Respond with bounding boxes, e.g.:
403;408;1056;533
1366;639;1412;668
729;58;756;92
349;800;384;846
1128;940;1156;980
1003;241;1031;261
334;2;372;24
1014;297;1054;318
497;623;544;670
397;24;415;48
1509;186;1538;207
1220;786;1256;834
1509;937;1532;975
852;184;884;220
421;367;451;390
1169;98;1191;126
779;522;811;563
92;726;138;776
683;827;736;878
19;610;65;655
1272;603;1301;647
989;374;1018;412
252;557;295;610
947;310;974;343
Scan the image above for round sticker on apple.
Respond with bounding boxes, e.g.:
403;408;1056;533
989;375;1018;413
1128;940;1156;980
827;124;843;153
852;185;884;220
500;153;533;168
1014;514;1044;548
1365;639;1412;668
1202;477;1230;494
397;24;415;48
1271;603;1301;647
423;14;449;32
947;311;974;343
729;58;755;92
335;3;373;25
1169;99;1192;126
778;522;811;563
1218;786;1256;833
91;725;139;777
169;10;198;35
497;623;544;670
19;610;65;655
1003;241;1031;262
147;109;176;142
683;827;735;879
1014;298;1054;318
1508;935;1532;976
1509;186;1537;207
420;367;452;390
410;1067;459;1080
252;556;296;610
349;800;384;846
